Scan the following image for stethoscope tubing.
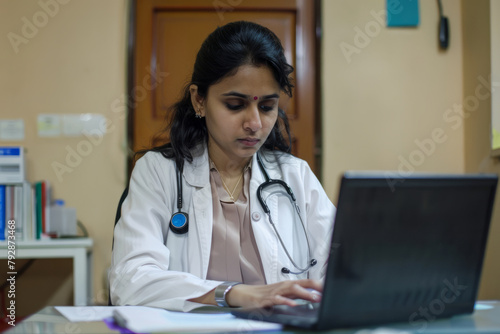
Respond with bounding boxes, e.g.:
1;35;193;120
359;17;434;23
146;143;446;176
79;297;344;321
170;153;317;274
265;201;315;275
256;154;317;275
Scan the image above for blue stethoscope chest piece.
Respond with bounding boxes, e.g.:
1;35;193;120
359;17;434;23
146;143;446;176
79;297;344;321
170;212;188;234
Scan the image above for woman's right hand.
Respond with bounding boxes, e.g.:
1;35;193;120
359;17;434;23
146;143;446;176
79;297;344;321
226;279;322;308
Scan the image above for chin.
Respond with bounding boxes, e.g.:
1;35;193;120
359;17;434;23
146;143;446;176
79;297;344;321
237;147;258;158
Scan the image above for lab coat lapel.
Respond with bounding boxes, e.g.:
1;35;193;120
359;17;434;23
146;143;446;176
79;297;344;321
249;154;282;284
183;146;213;279
192;186;213;278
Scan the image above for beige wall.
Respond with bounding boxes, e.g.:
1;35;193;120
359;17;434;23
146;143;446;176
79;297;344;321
322;0;499;299
0;0;128;313
322;0;464;198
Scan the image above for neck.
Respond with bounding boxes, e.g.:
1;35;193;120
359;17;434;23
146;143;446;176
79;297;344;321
208;147;251;177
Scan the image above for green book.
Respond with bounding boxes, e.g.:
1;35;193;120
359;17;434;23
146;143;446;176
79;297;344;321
35;182;42;240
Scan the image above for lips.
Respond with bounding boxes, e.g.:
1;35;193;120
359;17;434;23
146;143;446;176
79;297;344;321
239;137;260;147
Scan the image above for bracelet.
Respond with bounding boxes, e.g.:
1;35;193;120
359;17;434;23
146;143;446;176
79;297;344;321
214;281;241;307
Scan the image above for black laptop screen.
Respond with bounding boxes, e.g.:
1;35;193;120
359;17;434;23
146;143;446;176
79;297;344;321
320;174;497;328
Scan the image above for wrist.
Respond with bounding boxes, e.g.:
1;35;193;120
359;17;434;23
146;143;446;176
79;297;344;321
225;283;245;307
214;281;241;307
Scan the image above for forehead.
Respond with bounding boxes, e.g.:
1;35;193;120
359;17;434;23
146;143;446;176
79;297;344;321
208;65;280;95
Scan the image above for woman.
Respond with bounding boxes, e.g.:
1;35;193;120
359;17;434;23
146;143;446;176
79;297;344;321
109;21;335;311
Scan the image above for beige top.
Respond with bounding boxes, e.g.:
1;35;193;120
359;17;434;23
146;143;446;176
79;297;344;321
206;160;266;285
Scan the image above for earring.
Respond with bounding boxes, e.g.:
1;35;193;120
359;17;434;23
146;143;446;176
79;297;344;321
195;108;202;118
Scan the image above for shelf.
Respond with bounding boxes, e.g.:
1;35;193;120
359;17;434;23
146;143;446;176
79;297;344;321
0;237;94;306
0;238;93;249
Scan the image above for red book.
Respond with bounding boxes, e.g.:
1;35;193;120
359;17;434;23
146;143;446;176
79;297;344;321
41;181;46;233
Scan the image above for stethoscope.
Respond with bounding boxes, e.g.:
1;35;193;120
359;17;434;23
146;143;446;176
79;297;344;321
169;162;189;234
169;154;317;275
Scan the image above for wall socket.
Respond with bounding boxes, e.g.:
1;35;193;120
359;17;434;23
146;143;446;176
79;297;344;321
38;114;105;138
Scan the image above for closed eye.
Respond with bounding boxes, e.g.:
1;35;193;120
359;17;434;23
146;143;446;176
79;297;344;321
225;103;245;111
259;100;278;112
260;105;275;112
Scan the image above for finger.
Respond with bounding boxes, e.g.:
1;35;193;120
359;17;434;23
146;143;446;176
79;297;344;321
295;279;324;292
283;283;322;303
308;289;322;302
270;295;298;307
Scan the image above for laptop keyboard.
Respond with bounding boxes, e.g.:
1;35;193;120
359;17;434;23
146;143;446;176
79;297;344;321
269;302;321;317
232;302;321;329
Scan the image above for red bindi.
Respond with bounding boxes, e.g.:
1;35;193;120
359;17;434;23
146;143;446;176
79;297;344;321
253;96;258;100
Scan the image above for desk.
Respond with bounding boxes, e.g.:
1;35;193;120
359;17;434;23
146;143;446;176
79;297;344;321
3;301;500;333
0;238;93;306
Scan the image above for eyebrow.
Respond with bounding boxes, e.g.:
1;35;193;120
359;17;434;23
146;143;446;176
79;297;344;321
221;91;280;100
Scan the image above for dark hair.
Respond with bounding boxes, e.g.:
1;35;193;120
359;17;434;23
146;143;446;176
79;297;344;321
138;21;294;169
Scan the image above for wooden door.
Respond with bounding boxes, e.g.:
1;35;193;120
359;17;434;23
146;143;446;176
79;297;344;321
131;0;319;173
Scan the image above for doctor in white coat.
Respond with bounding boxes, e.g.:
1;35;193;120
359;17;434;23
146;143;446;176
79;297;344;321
109;21;336;312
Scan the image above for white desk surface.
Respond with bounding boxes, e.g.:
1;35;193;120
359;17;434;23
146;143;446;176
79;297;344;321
3;301;500;334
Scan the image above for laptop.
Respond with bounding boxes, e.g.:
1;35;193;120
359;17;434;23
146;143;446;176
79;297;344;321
232;172;498;330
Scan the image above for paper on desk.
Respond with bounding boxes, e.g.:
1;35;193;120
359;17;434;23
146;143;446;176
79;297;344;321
55;306;134;322
113;306;282;333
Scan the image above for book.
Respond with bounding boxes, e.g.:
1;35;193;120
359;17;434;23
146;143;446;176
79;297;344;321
41;181;46;234
5;185;14;238
32;180;52;239
0;185;5;240
35;182;43;239
23;182;33;240
43;180;51;234
31;186;36;240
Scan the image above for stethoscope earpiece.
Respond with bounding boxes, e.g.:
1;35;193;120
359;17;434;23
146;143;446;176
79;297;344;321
281;259;317;275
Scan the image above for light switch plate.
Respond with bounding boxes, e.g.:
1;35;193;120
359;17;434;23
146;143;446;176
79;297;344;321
62;114;106;137
38;114;61;137
0;119;25;141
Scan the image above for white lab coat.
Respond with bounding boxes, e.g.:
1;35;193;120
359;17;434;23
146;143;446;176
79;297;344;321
109;144;335;311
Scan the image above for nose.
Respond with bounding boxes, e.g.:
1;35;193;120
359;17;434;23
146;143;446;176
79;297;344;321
244;106;262;132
